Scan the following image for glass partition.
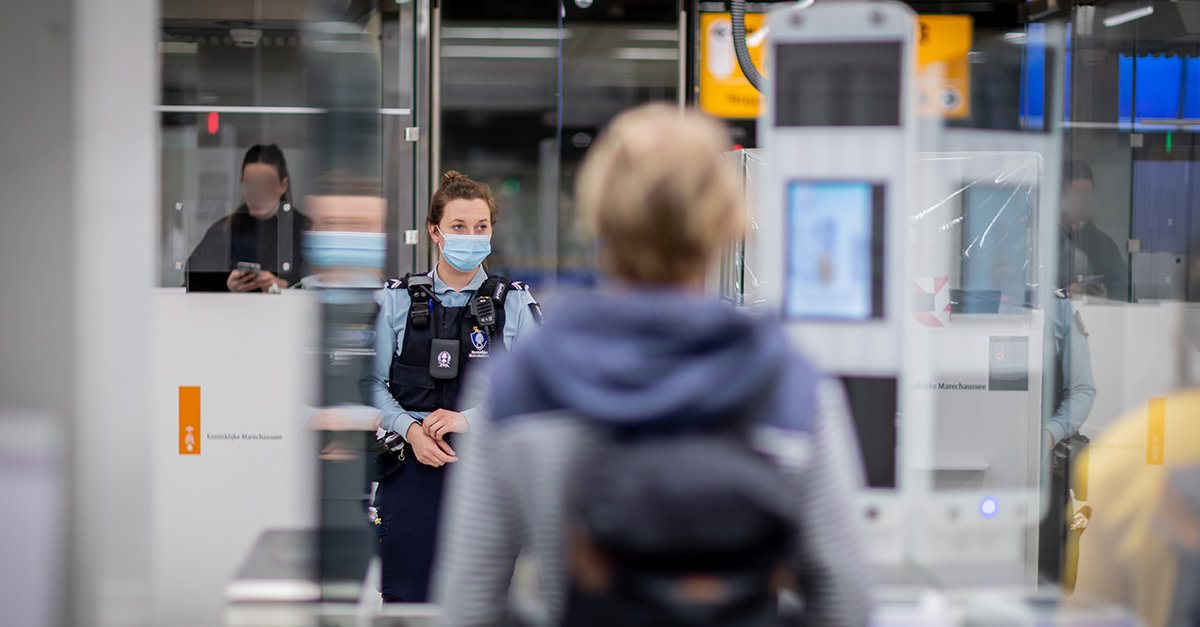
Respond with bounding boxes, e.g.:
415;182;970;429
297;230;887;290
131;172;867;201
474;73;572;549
438;1;682;297
159;4;416;289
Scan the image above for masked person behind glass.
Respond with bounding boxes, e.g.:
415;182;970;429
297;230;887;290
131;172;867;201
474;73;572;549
1058;160;1128;300
361;170;543;603
435;104;869;627
186;144;311;292
297;171;387;290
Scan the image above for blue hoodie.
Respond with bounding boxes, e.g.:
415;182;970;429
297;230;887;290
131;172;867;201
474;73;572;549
489;288;822;434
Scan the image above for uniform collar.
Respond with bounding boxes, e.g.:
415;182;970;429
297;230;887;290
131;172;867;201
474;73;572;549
431;264;488;295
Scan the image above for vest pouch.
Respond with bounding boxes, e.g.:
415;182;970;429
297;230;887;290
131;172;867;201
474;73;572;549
429;338;461;380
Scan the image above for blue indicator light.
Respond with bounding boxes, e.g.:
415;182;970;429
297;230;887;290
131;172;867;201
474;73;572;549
980;497;999;517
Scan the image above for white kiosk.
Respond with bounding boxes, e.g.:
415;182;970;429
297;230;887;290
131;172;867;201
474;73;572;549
756;0;1056;587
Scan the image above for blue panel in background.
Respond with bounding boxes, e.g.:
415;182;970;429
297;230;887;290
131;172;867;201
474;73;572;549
1132;161;1193;254
1183;57;1200;119
1119;54;1189;123
1064;29;1072;123
1119;54;1133;124
1137;56;1183;119
1020;24;1046;131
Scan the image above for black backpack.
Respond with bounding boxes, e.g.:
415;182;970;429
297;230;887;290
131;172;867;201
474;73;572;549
563;416;799;627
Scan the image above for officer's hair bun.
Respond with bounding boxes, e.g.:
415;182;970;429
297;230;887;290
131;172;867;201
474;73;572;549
440;170;470;188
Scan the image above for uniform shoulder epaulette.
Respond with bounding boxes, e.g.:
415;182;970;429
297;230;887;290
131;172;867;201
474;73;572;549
386;277;407;289
1054;288;1068;299
509;280;529;292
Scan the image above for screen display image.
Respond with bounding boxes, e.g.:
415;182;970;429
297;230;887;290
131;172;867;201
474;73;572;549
785;181;884;320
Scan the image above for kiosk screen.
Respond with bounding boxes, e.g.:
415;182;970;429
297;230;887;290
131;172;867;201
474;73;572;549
774;42;902;127
784;181;885;320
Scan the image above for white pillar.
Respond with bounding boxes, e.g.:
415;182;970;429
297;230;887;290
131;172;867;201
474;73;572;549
70;0;157;625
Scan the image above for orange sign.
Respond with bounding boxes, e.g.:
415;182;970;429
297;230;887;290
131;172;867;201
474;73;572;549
180;386;200;455
699;12;768;119
917;15;973;119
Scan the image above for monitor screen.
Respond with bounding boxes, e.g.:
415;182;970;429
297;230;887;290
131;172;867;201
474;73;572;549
784;181;885;320
960;183;1033;309
774;42;902;127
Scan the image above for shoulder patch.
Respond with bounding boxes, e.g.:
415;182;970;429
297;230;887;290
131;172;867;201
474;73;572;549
528;302;545;325
386;278;406;289
1054;288;1068;299
510;280;529;292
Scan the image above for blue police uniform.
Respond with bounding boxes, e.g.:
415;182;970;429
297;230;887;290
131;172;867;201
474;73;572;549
363;266;541;602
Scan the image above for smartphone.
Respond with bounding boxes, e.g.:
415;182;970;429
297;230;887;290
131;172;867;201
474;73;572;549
237;261;261;276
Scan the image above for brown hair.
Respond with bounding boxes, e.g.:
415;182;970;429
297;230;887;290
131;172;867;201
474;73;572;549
428;170;499;229
576;104;741;284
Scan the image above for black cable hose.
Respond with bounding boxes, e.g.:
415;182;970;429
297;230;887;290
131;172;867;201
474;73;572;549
731;0;769;94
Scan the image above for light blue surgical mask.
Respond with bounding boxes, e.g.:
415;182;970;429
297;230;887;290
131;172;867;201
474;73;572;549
301;231;386;270
437;228;491;272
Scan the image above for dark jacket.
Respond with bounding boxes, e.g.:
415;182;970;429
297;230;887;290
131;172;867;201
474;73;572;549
1058;223;1129;301
186;204;311;288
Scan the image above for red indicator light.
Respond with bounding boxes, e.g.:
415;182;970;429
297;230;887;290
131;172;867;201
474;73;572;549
207;112;219;135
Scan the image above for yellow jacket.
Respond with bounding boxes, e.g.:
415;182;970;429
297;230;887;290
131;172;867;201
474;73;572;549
1072;389;1200;627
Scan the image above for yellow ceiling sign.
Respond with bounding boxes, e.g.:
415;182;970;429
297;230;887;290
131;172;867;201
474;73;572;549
917;15;973;119
699;12;972;120
699;12;768;119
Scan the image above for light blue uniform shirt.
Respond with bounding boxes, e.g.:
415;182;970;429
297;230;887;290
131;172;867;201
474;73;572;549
1047;295;1096;445
363;266;540;437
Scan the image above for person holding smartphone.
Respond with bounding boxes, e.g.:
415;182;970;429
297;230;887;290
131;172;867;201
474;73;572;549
186;144;311;292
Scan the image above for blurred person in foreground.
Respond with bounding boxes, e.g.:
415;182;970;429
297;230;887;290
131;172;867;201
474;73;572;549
435;104;870;627
362;171;543;602
1070;249;1200;626
187;144;311;292
297;171;387;289
1057;160;1128;300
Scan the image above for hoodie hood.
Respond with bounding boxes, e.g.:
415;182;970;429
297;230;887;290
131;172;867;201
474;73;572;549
491;288;816;430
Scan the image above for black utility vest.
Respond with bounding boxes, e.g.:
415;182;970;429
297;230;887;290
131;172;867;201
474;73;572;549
387;274;509;412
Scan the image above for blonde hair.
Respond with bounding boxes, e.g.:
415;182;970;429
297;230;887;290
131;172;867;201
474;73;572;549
576;104;742;284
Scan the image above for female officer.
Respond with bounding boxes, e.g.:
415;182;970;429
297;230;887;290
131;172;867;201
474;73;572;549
362;170;542;603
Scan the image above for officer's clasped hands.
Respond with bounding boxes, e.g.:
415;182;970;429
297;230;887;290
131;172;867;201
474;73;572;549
405;421;458;467
423;408;468;441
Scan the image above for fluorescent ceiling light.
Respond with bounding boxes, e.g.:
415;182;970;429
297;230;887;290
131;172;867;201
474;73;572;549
627;29;678;41
441;27;567;40
160;41;198;54
441;45;558;59
1104;6;1154;27
612;47;679;61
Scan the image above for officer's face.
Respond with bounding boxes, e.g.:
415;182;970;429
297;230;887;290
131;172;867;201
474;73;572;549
430;198;492;246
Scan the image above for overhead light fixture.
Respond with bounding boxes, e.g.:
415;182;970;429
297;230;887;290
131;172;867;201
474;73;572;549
441;27;566;40
441;45;558;59
230;28;262;47
1104;6;1154;28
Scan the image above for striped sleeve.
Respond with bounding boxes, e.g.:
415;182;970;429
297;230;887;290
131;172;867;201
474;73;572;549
787;378;871;627
433;414;523;627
